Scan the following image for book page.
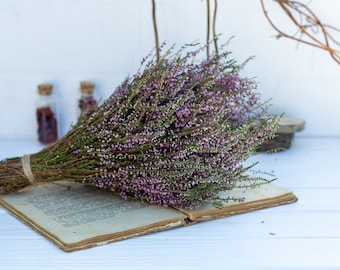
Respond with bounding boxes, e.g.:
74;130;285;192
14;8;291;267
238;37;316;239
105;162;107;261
0;182;187;251
178;183;297;221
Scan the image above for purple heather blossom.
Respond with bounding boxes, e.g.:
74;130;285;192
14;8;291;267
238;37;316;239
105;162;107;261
67;44;280;209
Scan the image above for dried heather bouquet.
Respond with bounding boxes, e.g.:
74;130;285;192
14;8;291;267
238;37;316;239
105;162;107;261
0;44;279;209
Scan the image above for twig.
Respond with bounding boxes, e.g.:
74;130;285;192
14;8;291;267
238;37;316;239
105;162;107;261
260;0;340;64
206;0;211;59
152;0;160;62
213;0;219;54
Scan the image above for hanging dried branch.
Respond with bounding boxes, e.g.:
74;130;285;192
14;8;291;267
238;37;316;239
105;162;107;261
260;0;340;64
212;0;219;54
206;0;219;59
206;0;211;59
152;0;160;62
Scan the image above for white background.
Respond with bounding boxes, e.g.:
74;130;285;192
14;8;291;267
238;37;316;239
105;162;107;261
0;0;339;139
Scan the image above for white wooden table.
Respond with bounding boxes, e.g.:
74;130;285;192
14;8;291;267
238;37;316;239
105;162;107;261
1;137;340;270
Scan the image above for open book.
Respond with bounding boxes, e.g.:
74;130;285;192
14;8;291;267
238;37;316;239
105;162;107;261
0;181;297;252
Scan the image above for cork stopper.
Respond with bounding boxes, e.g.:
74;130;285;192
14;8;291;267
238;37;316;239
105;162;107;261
80;81;95;94
38;83;53;96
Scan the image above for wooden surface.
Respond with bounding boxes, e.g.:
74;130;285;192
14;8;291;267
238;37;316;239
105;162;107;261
0;137;340;270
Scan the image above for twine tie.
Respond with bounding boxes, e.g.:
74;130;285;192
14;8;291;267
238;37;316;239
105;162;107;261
21;154;36;184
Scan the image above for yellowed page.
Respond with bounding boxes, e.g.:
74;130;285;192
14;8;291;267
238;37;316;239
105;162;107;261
0;182;187;251
178;183;297;221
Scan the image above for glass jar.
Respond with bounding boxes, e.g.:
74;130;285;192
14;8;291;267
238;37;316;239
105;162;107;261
36;83;58;145
78;81;97;119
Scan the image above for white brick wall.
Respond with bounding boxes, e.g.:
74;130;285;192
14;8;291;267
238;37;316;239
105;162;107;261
0;0;339;139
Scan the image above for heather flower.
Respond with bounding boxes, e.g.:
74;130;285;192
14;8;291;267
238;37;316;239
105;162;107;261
0;44;279;209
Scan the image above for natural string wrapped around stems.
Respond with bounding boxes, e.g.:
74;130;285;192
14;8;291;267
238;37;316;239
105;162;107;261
0;44;279;209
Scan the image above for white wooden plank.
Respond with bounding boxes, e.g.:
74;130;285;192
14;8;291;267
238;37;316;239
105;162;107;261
0;237;340;270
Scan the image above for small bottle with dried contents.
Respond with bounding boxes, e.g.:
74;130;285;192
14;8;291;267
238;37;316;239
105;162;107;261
78;81;97;119
36;83;58;145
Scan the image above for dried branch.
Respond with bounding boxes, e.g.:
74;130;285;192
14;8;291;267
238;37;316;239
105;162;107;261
260;0;340;64
212;0;219;54
152;0;160;62
206;0;211;59
206;0;219;59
